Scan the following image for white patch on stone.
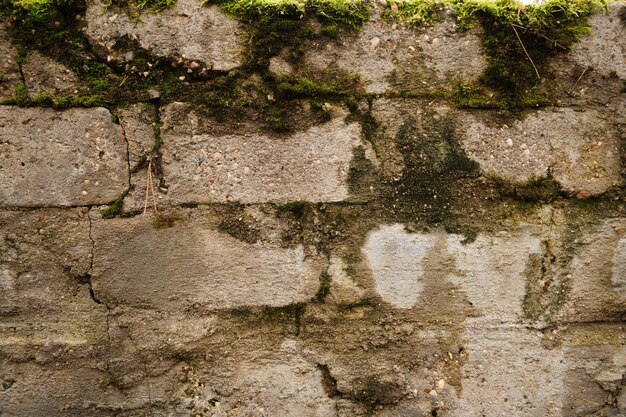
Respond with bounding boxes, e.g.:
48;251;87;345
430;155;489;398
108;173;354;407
611;238;626;297
362;224;437;309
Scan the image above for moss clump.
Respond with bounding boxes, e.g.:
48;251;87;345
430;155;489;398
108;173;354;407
455;0;608;96
206;0;369;69
383;0;446;26
1;85;104;108
274;73;361;99
213;0;370;28
101;197;125;219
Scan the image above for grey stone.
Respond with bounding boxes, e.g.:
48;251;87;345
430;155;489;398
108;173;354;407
304;12;486;94
85;0;243;71
0;106;129;207
118;103;157;168
556;218;626;323
91;211;325;310
21;50;81;98
362;224;541;324
0;209;107;352
0;23;21;100
448;329;564;417
268;55;295;76
160;103;370;204
456;108;622;196
571;2;626;79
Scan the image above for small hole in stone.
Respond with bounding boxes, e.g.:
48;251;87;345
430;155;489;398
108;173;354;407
20;162;25;167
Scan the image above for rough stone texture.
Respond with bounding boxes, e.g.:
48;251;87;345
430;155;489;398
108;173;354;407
85;0;243;71
161;103;372;204
21;51;81;98
0;23;21;100
118;103;157;168
362;224;542;323
0;106;129;207
571;2;626;80
456;108;622;196
3;4;626;416
556;218;626;323
0;208;107;352
91;211;325;311
304;12;486;94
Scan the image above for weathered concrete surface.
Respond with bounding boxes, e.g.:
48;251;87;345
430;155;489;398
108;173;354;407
91;211;325;310
161;103;371;204
571;2;626;80
118;103;157;169
22;51;81;98
362;224;542;324
0;209;107;354
457;108;622;196
0;23;21;100
449;329;564;417
304;12;486;94
85;0;243;71
0;106;129;207
556;218;626;323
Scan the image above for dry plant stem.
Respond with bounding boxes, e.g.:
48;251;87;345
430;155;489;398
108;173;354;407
572;65;590;89
143;159;151;215
149;162;158;213
510;23;541;80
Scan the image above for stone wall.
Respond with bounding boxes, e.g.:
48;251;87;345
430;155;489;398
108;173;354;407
0;0;625;416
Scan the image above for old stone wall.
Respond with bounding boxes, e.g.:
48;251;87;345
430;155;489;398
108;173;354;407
0;0;625;416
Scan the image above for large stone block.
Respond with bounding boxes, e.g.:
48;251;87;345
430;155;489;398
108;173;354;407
304;14;486;94
91;212;325;310
85;0;243;72
0;209;107;354
361;224;542;325
456;108;622;197
449;329;564;417
0;106;129;207
161;103;370;204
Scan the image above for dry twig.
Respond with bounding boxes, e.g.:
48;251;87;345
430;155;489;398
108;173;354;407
510;23;541;80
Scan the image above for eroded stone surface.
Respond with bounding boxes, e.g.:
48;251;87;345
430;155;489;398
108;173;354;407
362;224;542;323
119;103;157;168
85;0;243;71
571;2;626;79
161;103;369;204
304;13;486;94
0;23;20;101
0;209;107;353
0;106;129;207
91;212;325;310
457;108;622;196
22;51;81;98
556;218;626;323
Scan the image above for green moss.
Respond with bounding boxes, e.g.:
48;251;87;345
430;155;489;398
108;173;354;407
101;197;125;219
383;0;445;26
3;88;104;108
212;0;370;28
274;73;361;99
456;0;608;96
